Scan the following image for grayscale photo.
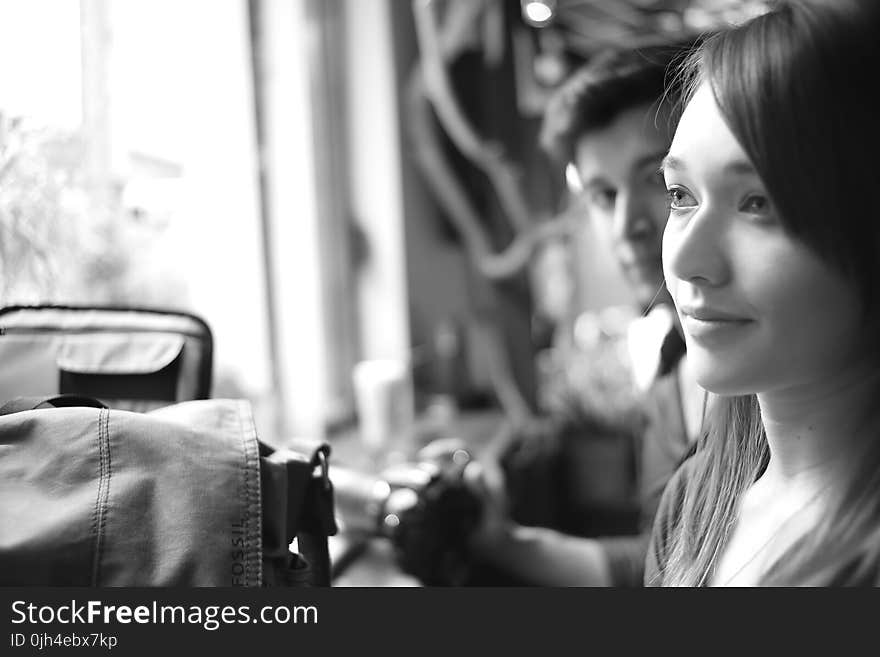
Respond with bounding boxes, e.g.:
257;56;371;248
1;0;878;612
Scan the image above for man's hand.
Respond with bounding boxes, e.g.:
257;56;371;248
461;455;513;554
415;436;513;554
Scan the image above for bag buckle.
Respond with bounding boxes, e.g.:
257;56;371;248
317;449;330;491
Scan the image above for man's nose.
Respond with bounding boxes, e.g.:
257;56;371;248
613;192;655;244
663;206;730;288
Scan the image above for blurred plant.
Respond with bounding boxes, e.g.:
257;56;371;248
0;113;187;307
537;305;646;437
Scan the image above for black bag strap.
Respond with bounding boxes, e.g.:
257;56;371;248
294;445;337;586
0;394;107;416
261;440;337;586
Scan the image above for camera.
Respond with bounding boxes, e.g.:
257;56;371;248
330;442;483;586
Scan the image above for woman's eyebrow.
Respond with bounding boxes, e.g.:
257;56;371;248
723;160;758;176
659;156;758;177
660;154;684;174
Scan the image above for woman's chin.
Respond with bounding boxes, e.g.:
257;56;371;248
692;362;757;397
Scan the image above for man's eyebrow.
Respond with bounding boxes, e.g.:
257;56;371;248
635;150;670;171
580;175;610;189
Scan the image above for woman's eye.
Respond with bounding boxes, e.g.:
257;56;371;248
666;186;696;210
739;194;772;216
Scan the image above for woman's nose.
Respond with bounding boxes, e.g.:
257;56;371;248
663;207;730;288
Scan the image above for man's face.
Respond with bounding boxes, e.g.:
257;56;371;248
574;102;673;309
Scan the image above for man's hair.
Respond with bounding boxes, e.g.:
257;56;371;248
539;37;702;165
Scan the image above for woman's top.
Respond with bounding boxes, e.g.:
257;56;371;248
644;451;880;587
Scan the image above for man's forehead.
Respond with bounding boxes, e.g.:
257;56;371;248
573;105;672;182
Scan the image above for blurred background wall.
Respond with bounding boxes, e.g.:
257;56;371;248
0;0;768;446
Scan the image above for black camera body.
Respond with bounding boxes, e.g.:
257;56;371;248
331;449;482;586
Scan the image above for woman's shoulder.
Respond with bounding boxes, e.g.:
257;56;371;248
659;447;703;518
643;447;705;586
656;439;704;514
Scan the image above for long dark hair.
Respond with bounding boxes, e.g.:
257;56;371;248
659;0;880;586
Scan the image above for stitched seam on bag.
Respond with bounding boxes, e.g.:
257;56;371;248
238;404;250;586
246;401;261;586
101;410;112;575
237;400;260;586
91;408;111;585
246;400;261;586
90;413;103;583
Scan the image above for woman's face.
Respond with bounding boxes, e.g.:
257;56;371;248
661;83;867;396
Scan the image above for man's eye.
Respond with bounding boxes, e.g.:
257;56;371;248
648;170;666;187
590;188;616;211
666;186;696;209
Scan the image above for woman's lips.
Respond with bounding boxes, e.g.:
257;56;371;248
679;306;754;343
